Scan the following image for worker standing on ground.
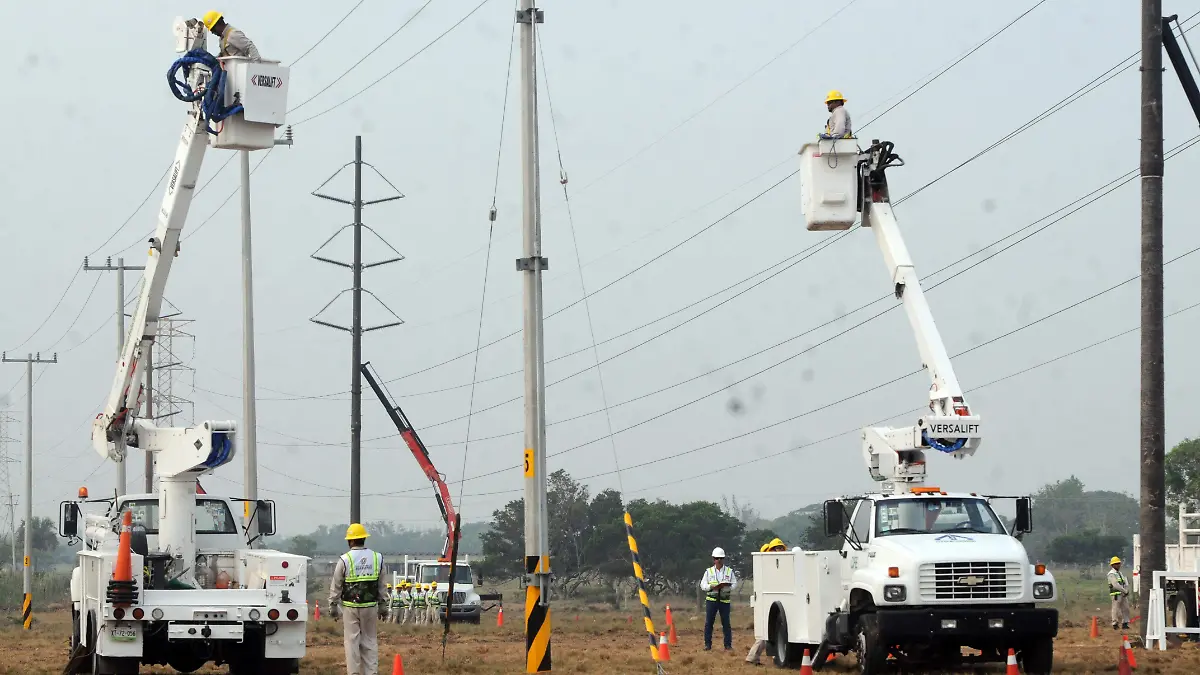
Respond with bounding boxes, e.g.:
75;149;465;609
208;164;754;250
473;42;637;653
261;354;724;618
413;584;426;625
819;90;853;139
1108;556;1131;630
746;538;788;665
428;581;442;624
401;581;413;624
327;523;387;675
200;11;262;61
700;546;739;651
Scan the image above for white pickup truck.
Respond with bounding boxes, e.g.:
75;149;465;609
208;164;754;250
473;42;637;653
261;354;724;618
752;491;1057;673
61;492;307;674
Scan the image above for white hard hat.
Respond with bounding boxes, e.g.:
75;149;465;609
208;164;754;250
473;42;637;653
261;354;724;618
712;547;726;558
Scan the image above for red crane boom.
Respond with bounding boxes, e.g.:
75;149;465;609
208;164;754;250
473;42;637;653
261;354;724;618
360;362;459;561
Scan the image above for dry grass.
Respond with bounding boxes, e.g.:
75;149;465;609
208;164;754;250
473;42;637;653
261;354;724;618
6;605;1200;674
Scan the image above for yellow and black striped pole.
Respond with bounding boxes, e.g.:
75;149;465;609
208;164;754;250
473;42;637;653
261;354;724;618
624;512;665;672
22;591;31;630
525;554;552;672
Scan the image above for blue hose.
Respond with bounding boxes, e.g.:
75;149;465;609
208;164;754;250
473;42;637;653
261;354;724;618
167;49;244;134
923;431;967;454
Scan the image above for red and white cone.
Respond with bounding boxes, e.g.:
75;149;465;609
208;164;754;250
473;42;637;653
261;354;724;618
1005;648;1019;675
657;632;671;662
1123;635;1137;669
799;649;814;675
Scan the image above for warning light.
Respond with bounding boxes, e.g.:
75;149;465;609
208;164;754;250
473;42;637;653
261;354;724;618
78;487;89;499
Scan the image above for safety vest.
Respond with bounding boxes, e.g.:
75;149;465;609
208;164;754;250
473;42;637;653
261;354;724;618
1108;569;1127;597
702;565;735;603
431;590;443;607
340;548;383;608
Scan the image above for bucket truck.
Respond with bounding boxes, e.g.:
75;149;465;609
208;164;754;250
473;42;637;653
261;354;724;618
58;18;304;675
360;362;502;623
750;139;1059;674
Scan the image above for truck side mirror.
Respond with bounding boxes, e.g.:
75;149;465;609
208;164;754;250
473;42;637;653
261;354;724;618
256;500;277;537
1014;497;1033;534
823;499;845;537
59;501;78;538
475;570;484;585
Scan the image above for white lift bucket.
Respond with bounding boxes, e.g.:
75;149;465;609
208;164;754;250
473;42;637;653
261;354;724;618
799;139;862;231
212;56;290;151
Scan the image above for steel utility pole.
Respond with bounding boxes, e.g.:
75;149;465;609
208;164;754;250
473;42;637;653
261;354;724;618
517;0;552;671
2;352;57;630
83;256;145;497
310;136;405;524
0;409;17;571
238;149;261;545
1138;0;1166;642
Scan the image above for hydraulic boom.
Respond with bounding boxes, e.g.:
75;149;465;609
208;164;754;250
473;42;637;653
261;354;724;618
361;362;460;561
800;138;982;494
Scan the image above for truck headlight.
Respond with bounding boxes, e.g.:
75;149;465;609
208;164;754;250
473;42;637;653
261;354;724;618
883;585;906;602
1033;582;1054;600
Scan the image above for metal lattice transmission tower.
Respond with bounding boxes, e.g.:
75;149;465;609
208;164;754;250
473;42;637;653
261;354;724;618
0;409;17;571
145;310;196;493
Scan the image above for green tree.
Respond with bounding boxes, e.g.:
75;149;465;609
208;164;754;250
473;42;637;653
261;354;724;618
1166;438;1200;509
1045;529;1128;564
286;534;319;558
625;499;745;594
739;528;780;579
1021;476;1138;561
20;517;58;553
479;499;523;582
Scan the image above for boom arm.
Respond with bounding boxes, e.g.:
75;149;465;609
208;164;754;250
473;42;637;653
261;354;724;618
856;141;982;492
360;362;459;561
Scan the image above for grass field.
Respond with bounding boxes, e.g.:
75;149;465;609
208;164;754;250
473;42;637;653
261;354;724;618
4;569;1197;674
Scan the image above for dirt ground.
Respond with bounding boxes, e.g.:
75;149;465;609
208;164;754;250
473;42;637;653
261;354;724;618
5;606;1200;674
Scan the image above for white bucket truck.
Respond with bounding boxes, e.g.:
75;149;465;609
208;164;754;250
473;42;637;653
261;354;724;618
60;16;302;675
751;139;1059;674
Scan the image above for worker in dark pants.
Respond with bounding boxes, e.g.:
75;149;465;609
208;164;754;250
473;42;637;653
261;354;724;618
699;546;738;651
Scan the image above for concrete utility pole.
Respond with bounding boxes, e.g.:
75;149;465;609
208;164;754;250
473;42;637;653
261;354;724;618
517;0;552;671
1138;0;1166;641
83;256;145;497
0;409;17;571
239;149;261;545
310;136;405;524
1;352;57;630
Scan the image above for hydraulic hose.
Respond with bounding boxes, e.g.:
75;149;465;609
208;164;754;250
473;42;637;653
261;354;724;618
167;49;244;133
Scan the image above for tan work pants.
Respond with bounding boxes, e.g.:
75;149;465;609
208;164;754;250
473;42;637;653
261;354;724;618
746;639;768;664
1112;594;1131;626
343;605;379;675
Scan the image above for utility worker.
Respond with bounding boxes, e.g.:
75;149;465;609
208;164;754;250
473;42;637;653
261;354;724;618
390;582;405;624
327;523;387;675
700;546;739;651
382;584;393;623
400;581;412;624
819;90;853;139
413;584;426;625
428;581;442;624
746;538;788;665
200;11;262;61
1108;556;1131;630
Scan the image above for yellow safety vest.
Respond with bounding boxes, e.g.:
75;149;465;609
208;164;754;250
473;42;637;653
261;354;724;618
340;549;383;608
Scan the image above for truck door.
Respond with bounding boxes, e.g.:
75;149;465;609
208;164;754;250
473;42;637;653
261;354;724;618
841;500;872;588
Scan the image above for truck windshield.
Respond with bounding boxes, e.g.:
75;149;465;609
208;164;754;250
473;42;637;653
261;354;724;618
420;565;473;584
874;497;1006;537
123;499;239;535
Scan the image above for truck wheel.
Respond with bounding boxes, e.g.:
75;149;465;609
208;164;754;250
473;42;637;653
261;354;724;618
854;614;887;675
771;611;797;668
1172;593;1197;630
1019;637;1053;675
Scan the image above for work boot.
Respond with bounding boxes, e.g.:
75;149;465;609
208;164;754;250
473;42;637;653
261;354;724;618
1122;622;1131;630
1113;622;1119;630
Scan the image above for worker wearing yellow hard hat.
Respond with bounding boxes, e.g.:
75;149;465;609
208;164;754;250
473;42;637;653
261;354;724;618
820;89;853;140
1107;555;1130;630
747;538;789;664
428;581;442;624
200;10;262;61
328;523;386;672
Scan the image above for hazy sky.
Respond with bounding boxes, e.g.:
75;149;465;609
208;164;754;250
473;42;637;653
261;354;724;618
2;0;1199;537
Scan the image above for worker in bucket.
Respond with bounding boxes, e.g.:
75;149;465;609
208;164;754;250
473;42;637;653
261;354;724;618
201;11;262;61
818;90;853;139
1108;556;1131;630
328;523;387;675
700;546;739;651
746;538;788;665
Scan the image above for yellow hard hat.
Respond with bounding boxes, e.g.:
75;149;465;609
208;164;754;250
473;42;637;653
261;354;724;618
825;89;846;104
767;537;786;551
345;523;370;540
1111;556;1122;565
386;583;392;588
759;543;771;552
431;581;438;588
202;11;223;31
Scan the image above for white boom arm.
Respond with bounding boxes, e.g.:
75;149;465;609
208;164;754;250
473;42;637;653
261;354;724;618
800;139;981;494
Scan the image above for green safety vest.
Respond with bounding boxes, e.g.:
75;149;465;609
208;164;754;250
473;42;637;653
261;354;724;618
703;566;735;603
340;549;383;608
431;590;442;607
1108;570;1127;597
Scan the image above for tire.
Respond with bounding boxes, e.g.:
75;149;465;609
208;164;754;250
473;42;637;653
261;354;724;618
1019;637;1053;675
1173;593;1196;630
771;610;797;668
854;614;887;675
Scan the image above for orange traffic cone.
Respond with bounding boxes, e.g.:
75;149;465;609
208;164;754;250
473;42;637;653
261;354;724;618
1123;635;1137;669
657;632;671;662
668;620;679;646
825;652;837;663
665;604;674;626
496;605;504;627
627;615;632;624
1118;643;1133;675
391;653;404;675
1005;648;1018;675
1090;616;1100;638
799;649;814;675
314;601;320;621
106;510;136;608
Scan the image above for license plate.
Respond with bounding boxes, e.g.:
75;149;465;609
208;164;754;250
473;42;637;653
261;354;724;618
111;625;136;642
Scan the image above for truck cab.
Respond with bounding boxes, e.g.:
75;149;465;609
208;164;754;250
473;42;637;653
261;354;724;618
752;490;1058;674
406;559;484;623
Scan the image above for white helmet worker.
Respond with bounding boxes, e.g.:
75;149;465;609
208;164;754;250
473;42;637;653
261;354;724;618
712;547;726;558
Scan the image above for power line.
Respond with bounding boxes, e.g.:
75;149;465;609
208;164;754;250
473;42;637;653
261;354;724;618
288;0;370;67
